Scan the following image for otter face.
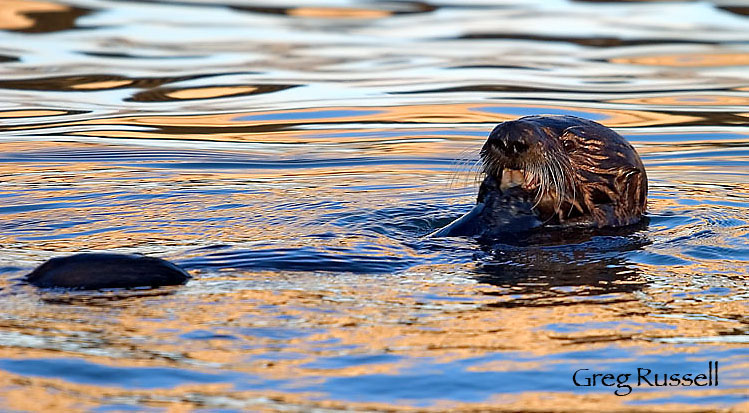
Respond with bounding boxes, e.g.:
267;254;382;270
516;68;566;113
479;115;647;228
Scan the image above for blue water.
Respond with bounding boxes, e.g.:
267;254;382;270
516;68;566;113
0;0;747;411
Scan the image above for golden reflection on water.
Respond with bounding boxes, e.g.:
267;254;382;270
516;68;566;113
0;0;66;31
0;265;745;411
165;86;259;100
288;7;392;19
609;95;749;106
2;126;747;410
2;100;747;410
0;141;448;252
3;103;704;152
0;109;69;118
611;53;749;67
1;0;748;410
71;80;134;90
6;103;700;129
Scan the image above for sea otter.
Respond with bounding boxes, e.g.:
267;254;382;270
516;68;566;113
432;115;647;238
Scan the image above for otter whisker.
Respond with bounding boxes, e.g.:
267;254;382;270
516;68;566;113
549;156;575;219
530;163;548;211
557;158;571;209
566;163;578;217
471;156;488;188
450;147;481;189
536;165;559;225
547;162;557;195
549;158;564;212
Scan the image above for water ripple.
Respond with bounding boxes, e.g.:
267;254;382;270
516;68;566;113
0;0;747;411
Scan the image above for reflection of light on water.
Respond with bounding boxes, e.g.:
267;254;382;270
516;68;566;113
610;95;749;106
0;109;69;118
287;7;391;19
611;53;749;67
0;0;67;31
0;0;748;410
72;80;133;90
235;109;384;122
2;114;748;410
166;86;258;100
654;336;749;344
4;103;703;148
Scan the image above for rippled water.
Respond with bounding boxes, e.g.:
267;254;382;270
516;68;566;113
1;0;748;411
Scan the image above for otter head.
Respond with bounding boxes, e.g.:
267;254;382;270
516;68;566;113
479;115;647;228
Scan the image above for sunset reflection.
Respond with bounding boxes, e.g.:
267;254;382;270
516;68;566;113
0;0;747;410
611;53;749;67
288;7;391;19
0;0;71;31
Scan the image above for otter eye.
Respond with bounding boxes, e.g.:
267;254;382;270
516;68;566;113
562;139;576;152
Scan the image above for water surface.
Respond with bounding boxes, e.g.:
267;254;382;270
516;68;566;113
0;0;748;411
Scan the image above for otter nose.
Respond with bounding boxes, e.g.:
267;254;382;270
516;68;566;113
491;136;529;157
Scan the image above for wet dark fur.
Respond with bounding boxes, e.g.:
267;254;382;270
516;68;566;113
25;253;190;290
433;115;647;238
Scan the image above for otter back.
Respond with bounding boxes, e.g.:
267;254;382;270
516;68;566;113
25;253;190;290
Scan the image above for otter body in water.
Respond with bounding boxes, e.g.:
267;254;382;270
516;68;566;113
26;253;190;290
434;115;647;238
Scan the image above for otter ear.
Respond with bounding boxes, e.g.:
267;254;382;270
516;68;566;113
617;168;647;212
560;125;599;140
559;126;591;154
559;126;584;141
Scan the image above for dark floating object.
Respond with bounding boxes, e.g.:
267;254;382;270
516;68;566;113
26;253;190;290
